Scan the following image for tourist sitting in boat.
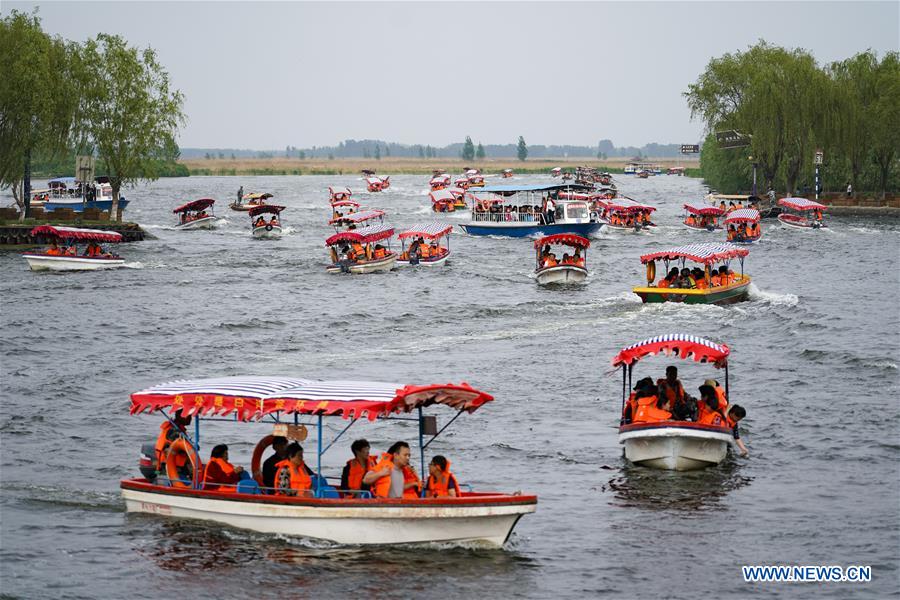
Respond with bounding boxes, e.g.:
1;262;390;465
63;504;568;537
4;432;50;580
692;267;708;289
153;410;192;482
64;243;77;256
719;200;727;211
718;265;735;285
275;443;313;497
561;253;572;265
632;386;671;424
696;385;727;427
45;240;63;256
542;252;558;268
254;216;266;228
260;436;288;493
84;241;109;258
655;267;679;288
341;439;376;498
373;244;387;259
622;377;656;424
202;444;245;492
676;268;696;288
728;201;736;212
573;249;585;268
426;455;461;498
657;366;686;413
349;241;366;261
269;215;280;227
363;441;421;499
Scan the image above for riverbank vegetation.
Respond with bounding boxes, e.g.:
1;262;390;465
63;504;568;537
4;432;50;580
0;11;185;220
686;42;899;196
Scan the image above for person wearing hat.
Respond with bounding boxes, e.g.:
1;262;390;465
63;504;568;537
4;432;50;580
621;377;654;425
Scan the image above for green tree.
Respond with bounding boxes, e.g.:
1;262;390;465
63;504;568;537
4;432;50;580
870;52;900;197
77;34;184;221
374;145;381;160
517;136;528;161
698;132;753;193
461;136;475;161
0;11;80;219
476;143;485;160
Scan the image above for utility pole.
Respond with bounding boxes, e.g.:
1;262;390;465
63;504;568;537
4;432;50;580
814;150;824;201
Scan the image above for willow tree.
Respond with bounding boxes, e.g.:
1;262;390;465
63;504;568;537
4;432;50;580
829;52;879;192
0;11;80;219
77;34;184;221
870;52;900;198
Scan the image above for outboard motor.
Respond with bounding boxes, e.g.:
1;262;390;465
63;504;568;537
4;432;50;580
139;440;158;482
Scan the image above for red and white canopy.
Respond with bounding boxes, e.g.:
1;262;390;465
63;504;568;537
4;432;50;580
430;188;455;203
683;202;724;216
640;243;749;265
330;209;385;225
612;334;730;368
454;177;470;185
534;233;590;249
558;191;593;201
173;198;215;213
430;175;451;185
551;167;562;174
778;197;827;211
448;187;467;199
130;376;493;421
325;223;395;246
398;222;453;240
249;204;285;217
602;198;657;212
30;225;123;243
330;200;360;209
329;186;352;198
724;208;761;224
366;176;384;185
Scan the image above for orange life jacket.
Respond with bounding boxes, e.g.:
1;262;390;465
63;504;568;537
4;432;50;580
426;467;461;498
710;274;721;286
402;465;420;499
419;245;431;258
351;242;365;258
575;258;585;267
202;456;239;492
46;247;62;256
657;278;670;288
695;277;708;289
713;386;727;410
633;395;672;423
274;458;312;496
154;422;174;470
543;256;557;268
87;245;101;257
657;379;685;408
371;453;419;498
65;246;76;256
697;402;725;426
374;247;386;259
345;456;376;496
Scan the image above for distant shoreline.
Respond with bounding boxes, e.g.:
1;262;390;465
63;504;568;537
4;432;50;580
179;157;701;177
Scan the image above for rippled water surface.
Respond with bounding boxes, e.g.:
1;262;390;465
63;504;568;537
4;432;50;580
2;174;898;599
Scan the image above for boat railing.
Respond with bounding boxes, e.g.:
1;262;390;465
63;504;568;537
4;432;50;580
470;211;544;224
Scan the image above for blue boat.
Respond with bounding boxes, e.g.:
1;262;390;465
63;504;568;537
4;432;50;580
42;177;129;213
460;182;603;238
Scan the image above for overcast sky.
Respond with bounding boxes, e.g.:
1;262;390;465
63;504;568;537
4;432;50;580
6;1;898;149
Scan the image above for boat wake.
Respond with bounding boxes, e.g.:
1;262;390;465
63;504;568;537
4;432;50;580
123;262;144;269
748;283;799;306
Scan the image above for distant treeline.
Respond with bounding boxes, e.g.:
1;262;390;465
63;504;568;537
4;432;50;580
687;42;899;196
180;139;691;161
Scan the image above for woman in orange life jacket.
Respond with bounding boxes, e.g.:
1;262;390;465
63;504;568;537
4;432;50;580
696;385;727;427
723;404;750;457
45;240;63;256
632;386;672;423
202;444;245;492
691;267;708;290
340;438;377;498
702;379;728;411
657;365;687;413
573;249;585;268
622;377;655;424
154;409;192;476
363;441;421;499
426;455;461;498
274;442;313;496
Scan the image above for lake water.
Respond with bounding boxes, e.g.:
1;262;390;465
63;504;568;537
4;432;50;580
1;173;898;599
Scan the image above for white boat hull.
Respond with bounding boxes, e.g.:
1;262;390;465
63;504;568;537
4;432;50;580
175;216;217;230
397;252;450;267
778;215;827;230
618;425;733;471
535;265;587;285
327;253;397;274
121;485;535;547
603;222;655;234
252;225;283;239
23;254;125;271
683;223;720;232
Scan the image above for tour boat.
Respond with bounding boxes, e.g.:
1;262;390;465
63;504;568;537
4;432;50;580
429;174;450;191
325;223;397;274
250;205;286;239
430;188;459;213
596;198;657;232
706;193;778;218
329;186;353;203
501;169;513;178
683;202;724;232
173;198;217;230
42;177;130;213
636;170;650;179
614;334;738;471
550;167;562;177
453;177;470;190
23;225;125;271
724;209;762;243
329;199;361;224
397;222;452;267
533;234;589;285
122;376;537;547
231;192;272;212
329;208;385;231
633;243;750;305
624;162;662;175
447;187;468;209
667;167;686;176
777;197;827;229
467;174;485;187
459;183;602;238
366;176;389;192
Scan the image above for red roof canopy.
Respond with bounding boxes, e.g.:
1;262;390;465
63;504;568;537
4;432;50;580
325;223;395;246
683;202;724;216
398;222;453;240
30;225;122;243
173;198;215;213
330;200;360;208
640;243;749;265
249;204;285;217
533;234;591;249
329;209;385;225
778;197;827;211
724;209;761;224
612;334;730;368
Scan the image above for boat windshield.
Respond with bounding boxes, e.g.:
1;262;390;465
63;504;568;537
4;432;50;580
565;202;589;220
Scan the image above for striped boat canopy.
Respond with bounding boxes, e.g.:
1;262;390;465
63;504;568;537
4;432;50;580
725;209;761;224
365;177;384;185
640;243;749;265
249;204;285;217
398;222;453;240
430;188;455;203
534;233;590;249
603;198;657;212
325;223;395;246
329;186;352;197
448;187;467;199
778;197;827;211
612;334;730;368
130;377;493;420
329;209;385;225
430;175;450;183
173;198;215;213
330;200;360;209
683;202;724;216
30;225;123;243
